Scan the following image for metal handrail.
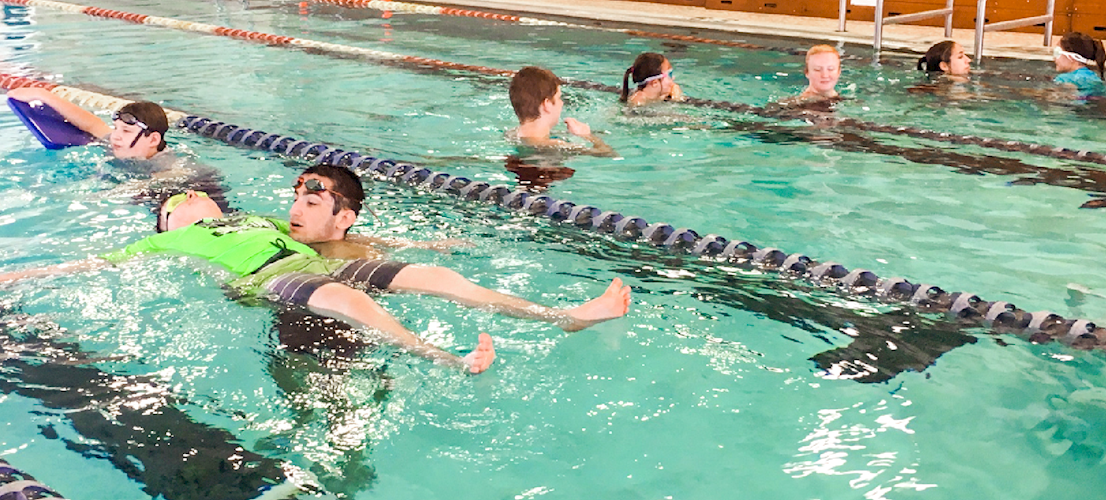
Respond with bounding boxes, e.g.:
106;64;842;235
838;0;955;48
838;0;848;32
974;0;1055;63
874;0;954;49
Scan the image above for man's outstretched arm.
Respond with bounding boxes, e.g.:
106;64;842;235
304;282;496;374
0;258;111;285
6;87;112;138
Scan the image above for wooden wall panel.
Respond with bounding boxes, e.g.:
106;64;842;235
640;0;706;7
704;0;802;15
1071;0;1106;34
663;0;1094;36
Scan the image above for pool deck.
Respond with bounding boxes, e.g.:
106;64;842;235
424;0;1058;61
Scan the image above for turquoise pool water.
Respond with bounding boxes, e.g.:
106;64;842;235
3;1;1106;499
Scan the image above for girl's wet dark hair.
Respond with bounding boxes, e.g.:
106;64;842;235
620;52;668;102
917;41;956;73
1060;32;1106;80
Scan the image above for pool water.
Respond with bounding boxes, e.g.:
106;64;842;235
2;1;1106;499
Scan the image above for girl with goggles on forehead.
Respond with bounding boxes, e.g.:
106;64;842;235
620;52;684;108
1053;32;1106;97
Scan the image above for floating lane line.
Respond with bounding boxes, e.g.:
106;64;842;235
2;0;514;75
0;72;189;122
308;0;782;51
8;0;1106;168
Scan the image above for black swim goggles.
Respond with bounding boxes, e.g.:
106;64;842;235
293;177;345;202
112;111;151;148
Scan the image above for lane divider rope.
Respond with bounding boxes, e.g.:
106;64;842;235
0;458;66;499
308;0;786;52
306;0;1059;83
6;0;1106;168
1;71;1101;351
0;73;189;122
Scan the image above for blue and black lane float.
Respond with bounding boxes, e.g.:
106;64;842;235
179;114;1106;351
0;458;65;499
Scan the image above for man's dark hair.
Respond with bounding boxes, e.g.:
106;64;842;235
119;101;170;152
304;164;364;216
509;66;561;123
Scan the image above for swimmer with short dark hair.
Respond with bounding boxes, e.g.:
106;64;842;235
507;66;615;157
5;86;225;206
620;52;684;107
7;87;168;160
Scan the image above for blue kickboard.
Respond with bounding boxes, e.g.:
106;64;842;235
7;97;95;150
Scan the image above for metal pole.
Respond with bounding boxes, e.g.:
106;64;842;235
838;0;847;32
974;0;987;63
874;0;885;50
943;0;954;38
1044;0;1055;46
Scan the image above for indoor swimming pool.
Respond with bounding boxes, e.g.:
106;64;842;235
2;1;1106;499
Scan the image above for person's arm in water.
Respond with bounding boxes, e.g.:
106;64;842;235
668;82;685;102
563;118;616;157
6;87;112;138
309;233;474;260
0;258;112;285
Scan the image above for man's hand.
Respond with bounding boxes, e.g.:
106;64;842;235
564;118;592;137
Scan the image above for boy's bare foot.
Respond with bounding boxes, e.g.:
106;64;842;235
463;333;496;374
562;278;632;332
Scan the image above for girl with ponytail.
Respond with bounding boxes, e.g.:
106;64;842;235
620;52;683;107
1054;32;1106;97
916;40;971;82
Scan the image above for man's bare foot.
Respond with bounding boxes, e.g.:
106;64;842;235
463;333;496;374
562;278;632;332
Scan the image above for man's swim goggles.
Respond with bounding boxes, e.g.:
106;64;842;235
293;177;345;202
1054;46;1091;65
158;191;209;233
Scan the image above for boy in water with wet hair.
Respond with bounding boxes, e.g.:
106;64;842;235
7;87;169;160
777;45;842;108
508;66;615;156
6;87;225;207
